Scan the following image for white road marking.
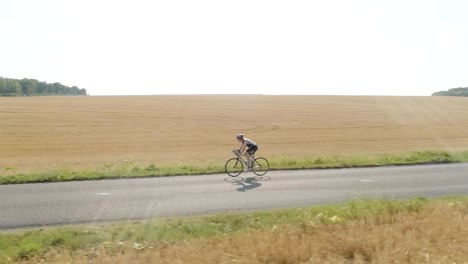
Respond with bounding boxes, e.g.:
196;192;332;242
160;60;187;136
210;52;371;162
96;192;112;195
359;179;374;182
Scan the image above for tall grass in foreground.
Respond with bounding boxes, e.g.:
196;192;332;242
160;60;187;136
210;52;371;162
1;196;468;263
1;150;468;185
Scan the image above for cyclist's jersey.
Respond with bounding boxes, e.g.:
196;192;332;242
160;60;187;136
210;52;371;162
243;138;257;148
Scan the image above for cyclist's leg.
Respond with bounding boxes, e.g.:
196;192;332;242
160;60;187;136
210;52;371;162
242;152;252;169
246;146;258;169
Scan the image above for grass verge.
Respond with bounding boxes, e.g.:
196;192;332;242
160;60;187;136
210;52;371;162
1;150;468;185
1;196;468;263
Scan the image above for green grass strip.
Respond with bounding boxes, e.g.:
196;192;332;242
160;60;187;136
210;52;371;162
1;150;468;185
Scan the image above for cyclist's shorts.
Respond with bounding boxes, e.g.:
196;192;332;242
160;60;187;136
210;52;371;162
247;145;258;155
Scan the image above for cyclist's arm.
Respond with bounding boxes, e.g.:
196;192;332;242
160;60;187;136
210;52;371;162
238;142;247;155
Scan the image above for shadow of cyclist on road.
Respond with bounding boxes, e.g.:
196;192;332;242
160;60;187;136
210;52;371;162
235;177;262;192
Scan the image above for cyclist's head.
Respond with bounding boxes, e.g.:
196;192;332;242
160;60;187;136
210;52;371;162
236;133;244;141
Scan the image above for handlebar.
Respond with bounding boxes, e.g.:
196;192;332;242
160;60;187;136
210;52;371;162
232;149;240;156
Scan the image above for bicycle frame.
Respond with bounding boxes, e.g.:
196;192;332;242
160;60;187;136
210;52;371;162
232;149;254;167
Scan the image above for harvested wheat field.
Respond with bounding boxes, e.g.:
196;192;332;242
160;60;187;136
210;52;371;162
1;95;468;170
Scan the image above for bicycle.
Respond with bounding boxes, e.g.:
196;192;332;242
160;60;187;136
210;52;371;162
225;149;270;177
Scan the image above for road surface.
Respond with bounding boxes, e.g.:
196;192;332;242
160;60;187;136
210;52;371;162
1;163;467;230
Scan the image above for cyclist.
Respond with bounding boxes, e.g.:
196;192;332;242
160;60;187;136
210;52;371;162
235;133;258;170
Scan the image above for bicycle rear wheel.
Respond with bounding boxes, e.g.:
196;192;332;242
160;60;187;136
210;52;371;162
225;158;243;177
252;157;269;176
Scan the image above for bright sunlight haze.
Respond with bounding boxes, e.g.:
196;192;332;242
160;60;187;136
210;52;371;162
1;0;467;96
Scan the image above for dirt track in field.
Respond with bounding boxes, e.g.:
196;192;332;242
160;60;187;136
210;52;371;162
1;95;468;170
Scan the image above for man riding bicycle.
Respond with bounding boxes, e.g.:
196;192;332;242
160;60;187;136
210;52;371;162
235;133;258;170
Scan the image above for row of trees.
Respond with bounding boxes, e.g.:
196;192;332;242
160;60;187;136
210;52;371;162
432;87;468;97
0;77;87;96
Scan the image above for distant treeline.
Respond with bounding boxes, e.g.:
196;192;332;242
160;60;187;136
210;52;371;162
0;77;87;96
432;87;468;97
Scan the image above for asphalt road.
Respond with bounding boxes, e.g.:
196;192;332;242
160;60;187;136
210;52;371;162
1;163;467;230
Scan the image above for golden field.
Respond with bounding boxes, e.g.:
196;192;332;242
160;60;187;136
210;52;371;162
1;95;468;170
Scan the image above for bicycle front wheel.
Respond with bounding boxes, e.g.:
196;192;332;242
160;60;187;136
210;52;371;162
252;157;269;176
225;158;243;177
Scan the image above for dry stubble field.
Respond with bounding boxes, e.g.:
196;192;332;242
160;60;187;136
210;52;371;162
1;95;468;171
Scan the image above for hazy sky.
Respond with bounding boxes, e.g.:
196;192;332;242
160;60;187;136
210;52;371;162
1;0;467;96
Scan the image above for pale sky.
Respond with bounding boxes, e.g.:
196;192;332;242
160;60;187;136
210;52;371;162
1;0;467;96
